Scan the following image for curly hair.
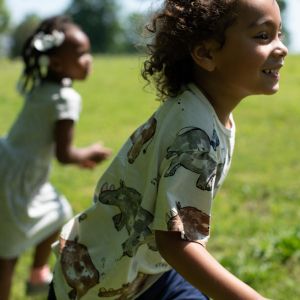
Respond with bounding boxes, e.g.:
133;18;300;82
142;0;239;100
18;15;78;94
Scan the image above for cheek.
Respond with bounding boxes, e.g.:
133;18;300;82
230;51;265;76
79;54;92;67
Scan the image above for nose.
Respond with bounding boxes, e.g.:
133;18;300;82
85;53;93;66
273;39;288;58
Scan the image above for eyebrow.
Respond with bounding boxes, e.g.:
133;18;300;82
248;18;282;29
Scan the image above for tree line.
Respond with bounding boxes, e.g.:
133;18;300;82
0;0;147;58
0;0;288;58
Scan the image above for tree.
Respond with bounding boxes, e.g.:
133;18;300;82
9;14;41;58
118;12;147;53
277;0;286;11
0;0;9;33
276;0;289;45
65;0;121;53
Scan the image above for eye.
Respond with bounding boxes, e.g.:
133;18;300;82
255;32;269;40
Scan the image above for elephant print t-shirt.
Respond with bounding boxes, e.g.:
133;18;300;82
52;83;235;300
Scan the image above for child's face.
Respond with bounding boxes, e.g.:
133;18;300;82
212;0;288;97
50;26;92;81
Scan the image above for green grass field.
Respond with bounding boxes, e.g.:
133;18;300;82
1;55;300;299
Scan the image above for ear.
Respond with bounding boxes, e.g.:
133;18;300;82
191;41;218;72
49;56;63;73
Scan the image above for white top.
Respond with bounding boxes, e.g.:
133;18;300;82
0;81;81;258
52;83;236;300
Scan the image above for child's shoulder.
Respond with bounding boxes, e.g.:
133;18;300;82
43;81;81;103
59;85;81;103
156;84;215;130
30;81;81;111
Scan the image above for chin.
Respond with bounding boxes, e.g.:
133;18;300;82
262;91;277;95
266;87;280;95
260;84;280;95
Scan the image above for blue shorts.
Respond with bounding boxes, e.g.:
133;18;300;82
137;269;209;300
48;269;209;300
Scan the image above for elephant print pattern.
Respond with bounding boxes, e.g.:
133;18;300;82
98;181;154;257
164;127;222;191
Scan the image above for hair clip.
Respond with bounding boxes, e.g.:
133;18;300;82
32;30;65;52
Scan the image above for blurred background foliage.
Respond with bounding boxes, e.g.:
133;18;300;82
0;0;150;58
0;0;289;58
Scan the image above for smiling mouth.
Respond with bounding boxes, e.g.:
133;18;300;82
262;62;284;77
262;69;279;76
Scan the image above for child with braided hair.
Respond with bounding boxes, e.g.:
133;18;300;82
0;15;111;300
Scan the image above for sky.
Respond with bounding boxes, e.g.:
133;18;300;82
285;0;300;52
5;0;300;53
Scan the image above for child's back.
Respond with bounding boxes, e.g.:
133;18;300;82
4;81;80;157
52;83;234;299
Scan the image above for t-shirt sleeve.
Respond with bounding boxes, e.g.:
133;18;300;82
152;148;215;246
151;115;220;246
55;87;82;121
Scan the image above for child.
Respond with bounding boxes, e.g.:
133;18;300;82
0;16;111;300
49;1;287;299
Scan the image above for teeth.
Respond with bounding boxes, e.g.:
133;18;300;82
263;69;278;75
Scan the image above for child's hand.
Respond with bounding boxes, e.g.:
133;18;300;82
79;142;112;169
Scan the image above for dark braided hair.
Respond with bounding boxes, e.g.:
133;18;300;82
142;0;239;100
18;15;77;94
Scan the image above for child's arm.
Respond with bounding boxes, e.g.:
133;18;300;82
54;119;111;168
155;230;269;300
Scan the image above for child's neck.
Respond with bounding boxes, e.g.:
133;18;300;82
44;72;72;86
194;78;242;129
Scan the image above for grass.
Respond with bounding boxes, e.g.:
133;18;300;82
1;54;300;299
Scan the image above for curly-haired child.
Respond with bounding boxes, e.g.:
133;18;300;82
49;1;287;299
0;16;111;300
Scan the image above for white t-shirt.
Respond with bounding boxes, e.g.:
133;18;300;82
52;83;235;300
